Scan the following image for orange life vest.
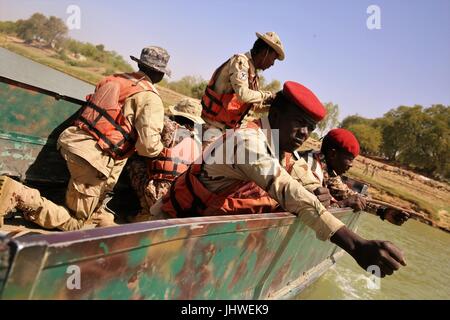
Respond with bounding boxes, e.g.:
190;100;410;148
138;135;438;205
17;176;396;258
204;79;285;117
75;72;158;159
147;133;202;181
201;55;259;128
160;120;293;218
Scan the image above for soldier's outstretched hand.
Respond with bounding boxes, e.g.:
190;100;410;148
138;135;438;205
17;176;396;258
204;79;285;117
385;208;410;226
351;240;406;277
331;226;406;277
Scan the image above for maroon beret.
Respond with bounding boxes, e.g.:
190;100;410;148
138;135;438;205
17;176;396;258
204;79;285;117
325;128;360;157
283;81;326;122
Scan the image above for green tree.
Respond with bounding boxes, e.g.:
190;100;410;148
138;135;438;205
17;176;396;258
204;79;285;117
346;123;382;155
379;106;410;161
317;102;340;137
413;105;450;177
259;75;281;93
0;21;17;34
341;114;373;129
16;13;47;44
191;81;208;99
167;76;206;98
42;16;68;48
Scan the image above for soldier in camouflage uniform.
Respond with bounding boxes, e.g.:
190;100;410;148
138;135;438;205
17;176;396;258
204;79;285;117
200;32;285;148
128;99;205;221
0;46;171;230
290;128;410;226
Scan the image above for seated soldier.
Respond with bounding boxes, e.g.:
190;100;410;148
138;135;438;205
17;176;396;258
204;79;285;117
150;81;406;278
290;128;410;226
127;99;205;221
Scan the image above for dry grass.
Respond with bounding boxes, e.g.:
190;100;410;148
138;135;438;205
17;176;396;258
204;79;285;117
0;35;190;109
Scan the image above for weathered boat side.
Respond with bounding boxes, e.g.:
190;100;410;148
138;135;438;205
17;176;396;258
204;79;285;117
0;47;94;184
0;210;359;300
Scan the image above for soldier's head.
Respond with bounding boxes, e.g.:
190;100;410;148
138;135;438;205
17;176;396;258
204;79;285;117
251;32;285;70
138;63;165;84
269;81;326;153
321;128;360;175
131;46;171;84
169;99;205;131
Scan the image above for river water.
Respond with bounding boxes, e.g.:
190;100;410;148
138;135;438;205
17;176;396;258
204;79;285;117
297;213;450;299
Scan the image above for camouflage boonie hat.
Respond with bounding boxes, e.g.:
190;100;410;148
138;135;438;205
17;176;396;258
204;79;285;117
169;98;205;124
256;31;285;61
130;46;172;77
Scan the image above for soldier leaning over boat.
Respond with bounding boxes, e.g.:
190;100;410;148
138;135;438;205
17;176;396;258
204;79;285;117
150;81;407;277
289;128;410;226
0;46;171;231
127;98;206;222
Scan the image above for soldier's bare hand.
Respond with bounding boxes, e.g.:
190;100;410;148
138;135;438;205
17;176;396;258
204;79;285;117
330;227;406;278
264;91;276;104
352;240;407;277
385;208;410;226
342;194;367;211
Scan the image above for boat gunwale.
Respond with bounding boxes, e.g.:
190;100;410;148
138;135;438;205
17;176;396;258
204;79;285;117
11;208;351;247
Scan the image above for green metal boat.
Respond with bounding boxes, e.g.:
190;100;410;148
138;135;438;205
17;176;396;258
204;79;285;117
0;48;362;300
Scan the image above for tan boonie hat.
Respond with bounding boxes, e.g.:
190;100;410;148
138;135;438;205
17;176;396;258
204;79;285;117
130;46;172;77
169;98;205;124
255;31;285;61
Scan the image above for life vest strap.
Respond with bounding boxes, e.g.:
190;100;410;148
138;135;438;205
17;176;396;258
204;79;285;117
83;100;132;141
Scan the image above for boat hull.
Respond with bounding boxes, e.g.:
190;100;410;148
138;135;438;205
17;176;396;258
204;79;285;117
0;210;359;300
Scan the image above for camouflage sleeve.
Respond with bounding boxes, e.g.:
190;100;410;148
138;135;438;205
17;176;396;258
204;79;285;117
364;201;383;216
289;157;322;193
233;129;345;241
326;176;359;201
229;55;272;104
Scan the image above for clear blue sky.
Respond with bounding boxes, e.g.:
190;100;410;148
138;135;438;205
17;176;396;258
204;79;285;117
1;0;449;120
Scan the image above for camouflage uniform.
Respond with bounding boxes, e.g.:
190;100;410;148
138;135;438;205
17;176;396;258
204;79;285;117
151;116;345;241
290;150;384;215
128;117;181;220
0;47;170;230
128;116;206;221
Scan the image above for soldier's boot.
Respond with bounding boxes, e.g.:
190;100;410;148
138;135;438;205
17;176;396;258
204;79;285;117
0;176;72;229
0;176;30;227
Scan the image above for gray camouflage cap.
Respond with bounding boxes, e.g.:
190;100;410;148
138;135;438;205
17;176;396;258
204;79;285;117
130;46;172;77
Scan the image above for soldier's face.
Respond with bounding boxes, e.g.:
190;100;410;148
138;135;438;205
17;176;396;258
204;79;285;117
149;71;165;84
279;107;316;152
259;49;278;70
329;149;355;175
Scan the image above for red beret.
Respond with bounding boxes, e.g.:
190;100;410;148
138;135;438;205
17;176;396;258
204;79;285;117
325;128;360;157
283;81;326;122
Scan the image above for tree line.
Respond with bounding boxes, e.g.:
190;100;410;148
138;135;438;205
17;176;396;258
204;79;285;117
341;105;450;179
0;13;132;73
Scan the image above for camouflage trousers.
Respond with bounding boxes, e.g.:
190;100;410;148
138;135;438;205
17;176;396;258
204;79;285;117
20;148;122;230
128;156;171;221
